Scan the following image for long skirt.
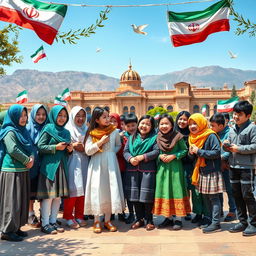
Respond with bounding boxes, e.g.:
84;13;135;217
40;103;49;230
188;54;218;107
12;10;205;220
0;171;30;233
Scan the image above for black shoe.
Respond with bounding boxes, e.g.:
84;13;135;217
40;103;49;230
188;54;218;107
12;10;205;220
184;214;192;221
191;214;202;223
41;224;57;234
158;218;174;229
111;214;115;220
229;223;248;233
118;213;126;222
1;232;23;242
203;224;221;233
173;220;182;231
125;213;135;224
243;225;256;236
84;215;89;220
199;217;211;229
16;229;28;237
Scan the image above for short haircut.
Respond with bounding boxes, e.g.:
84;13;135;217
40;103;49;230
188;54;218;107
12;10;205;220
120;114;125;121
209;113;225;126
233;100;253;115
223;113;230;121
124;113;138;124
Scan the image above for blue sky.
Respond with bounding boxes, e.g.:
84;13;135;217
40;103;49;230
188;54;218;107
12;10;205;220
2;0;256;78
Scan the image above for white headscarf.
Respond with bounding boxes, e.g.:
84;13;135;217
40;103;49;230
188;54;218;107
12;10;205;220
65;106;87;142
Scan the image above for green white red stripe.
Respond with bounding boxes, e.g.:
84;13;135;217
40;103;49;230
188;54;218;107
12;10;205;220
167;0;230;47
0;0;67;45
217;96;239;113
16;90;28;104
201;104;207;115
54;96;67;107
61;88;71;101
31;46;46;63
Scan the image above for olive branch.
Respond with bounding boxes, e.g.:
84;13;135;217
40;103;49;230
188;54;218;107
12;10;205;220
55;7;111;44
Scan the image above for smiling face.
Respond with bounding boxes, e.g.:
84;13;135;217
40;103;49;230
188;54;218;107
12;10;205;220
189;120;200;135
96;110;110;128
19;110;28;126
125;122;137;135
57;109;68;126
159;117;172;134
74;109;86;127
233;111;250;126
177;114;189;129
35;107;47;125
138;118;152;136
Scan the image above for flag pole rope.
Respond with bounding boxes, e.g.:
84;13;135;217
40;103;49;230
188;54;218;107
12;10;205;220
40;0;215;7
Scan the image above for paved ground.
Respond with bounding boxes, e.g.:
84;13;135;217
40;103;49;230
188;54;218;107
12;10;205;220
1;198;256;256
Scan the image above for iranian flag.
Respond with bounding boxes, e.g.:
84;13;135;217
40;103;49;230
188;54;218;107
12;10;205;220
61;88;71;101
0;0;67;45
54;96;67;107
31;46;46;63
16;90;28;104
167;0;230;47
202;104;207;116
217;96;239;113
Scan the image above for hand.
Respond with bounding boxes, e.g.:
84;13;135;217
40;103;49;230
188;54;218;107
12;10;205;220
97;135;110;148
135;155;144;162
130;157;139;166
229;144;239;153
160;154;176;163
73;142;84;152
56;142;67;151
26;156;34;169
66;143;73;153
221;160;229;171
190;145;198;154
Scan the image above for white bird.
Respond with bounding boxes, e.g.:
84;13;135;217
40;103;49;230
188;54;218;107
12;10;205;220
228;50;238;59
131;24;148;35
96;48;102;53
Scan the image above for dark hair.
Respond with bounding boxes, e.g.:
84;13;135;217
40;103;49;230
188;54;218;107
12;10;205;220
175;111;191;126
133;115;155;141
209;113;225;126
103;106;110;113
124;113;138;125
158;114;174;128
223;113;230;121
84;107;106;142
120;114;125;121
233;100;253;116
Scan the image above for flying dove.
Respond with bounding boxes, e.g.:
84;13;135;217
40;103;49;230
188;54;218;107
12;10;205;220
228;50;238;59
131;24;148;35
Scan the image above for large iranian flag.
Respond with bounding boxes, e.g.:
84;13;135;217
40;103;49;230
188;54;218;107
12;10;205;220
0;0;67;45
217;96;239;113
167;0;230;47
54;96;67;107
16;90;28;104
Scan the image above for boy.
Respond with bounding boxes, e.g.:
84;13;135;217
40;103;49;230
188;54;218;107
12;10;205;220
223;101;256;236
210;113;236;222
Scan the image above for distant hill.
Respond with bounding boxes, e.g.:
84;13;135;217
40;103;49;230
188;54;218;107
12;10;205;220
0;66;255;103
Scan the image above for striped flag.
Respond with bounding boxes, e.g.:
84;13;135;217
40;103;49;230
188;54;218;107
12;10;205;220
167;0;230;47
54;96;67;107
217;96;239;113
202;104;207;116
31;46;46;63
16;90;28;104
0;0;67;45
61;88;71;101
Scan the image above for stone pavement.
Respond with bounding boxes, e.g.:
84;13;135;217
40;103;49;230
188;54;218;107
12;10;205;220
1;201;256;256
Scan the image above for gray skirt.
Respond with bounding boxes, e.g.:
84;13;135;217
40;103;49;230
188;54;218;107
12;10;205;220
37;163;69;199
0;171;30;233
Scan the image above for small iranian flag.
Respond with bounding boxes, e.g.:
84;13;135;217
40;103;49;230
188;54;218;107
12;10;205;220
54;96;67;107
16;90;28;104
202;104;207;116
167;0;230;47
154;113;161;120
61;88;71;101
217;96;239;113
31;46;46;63
0;0;67;45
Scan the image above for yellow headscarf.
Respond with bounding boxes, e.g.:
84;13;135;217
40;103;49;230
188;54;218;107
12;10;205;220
188;113;216;186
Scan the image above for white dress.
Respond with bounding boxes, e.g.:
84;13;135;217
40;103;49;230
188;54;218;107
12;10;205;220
84;129;125;215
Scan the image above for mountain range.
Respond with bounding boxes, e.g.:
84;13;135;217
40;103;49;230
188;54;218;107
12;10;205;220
0;65;256;103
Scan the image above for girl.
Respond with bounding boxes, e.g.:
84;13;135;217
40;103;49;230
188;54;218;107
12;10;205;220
37;105;72;235
188;113;224;233
64;106;89;228
124;115;159;231
84;107;125;233
153;114;191;230
26;104;48;228
0;104;34;242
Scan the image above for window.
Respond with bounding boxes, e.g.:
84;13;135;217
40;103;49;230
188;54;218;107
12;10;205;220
180;88;185;94
193;105;200;113
123;106;128;115
148;105;154;111
159;105;163;108
167;105;173;112
130;106;135;114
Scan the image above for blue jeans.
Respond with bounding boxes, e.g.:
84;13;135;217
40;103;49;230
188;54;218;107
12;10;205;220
219;170;236;213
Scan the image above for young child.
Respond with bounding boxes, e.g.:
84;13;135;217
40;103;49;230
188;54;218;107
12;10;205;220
0;104;34;242
84;107;125;233
153;114;190;230
188;113;224;234
223;101;256;236
37;105;72;235
26;104;48;228
210;113;236;222
63;106;89;229
124;115;159;231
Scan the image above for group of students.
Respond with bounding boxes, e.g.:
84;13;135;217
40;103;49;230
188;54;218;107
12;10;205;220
0;100;255;242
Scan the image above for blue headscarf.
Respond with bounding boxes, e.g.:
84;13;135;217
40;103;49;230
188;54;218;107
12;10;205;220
27;104;49;144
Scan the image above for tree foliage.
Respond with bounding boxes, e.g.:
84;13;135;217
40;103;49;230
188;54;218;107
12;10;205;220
231;85;237;98
250;90;256;105
146;107;178;121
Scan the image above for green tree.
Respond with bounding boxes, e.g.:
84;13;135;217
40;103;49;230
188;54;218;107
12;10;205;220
146;107;178;121
251;106;256;123
231;85;237;98
250;90;256;105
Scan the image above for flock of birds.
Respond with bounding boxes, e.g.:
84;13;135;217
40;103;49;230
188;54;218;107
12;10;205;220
95;24;238;59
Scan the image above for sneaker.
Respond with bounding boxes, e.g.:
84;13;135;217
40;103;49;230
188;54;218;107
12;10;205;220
229;222;248;233
191;214;202;224
1;232;23;242
41;224;57;235
243;225;256;237
224;212;236;222
75;218;87;227
158;218;174;229
28;214;40;228
125;213;135;224
184;214;192;221
50;222;65;233
66;219;79;229
203;224;221;233
173;220;182;231
199;217;211;229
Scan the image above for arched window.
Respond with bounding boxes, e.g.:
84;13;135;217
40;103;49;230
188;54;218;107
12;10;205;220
167;105;173;112
148;105;154;111
85;106;91;114
214;105;217;114
130;106;135;114
123;106;128;115
193;105;200;113
159;105;163;108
